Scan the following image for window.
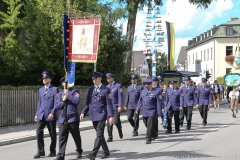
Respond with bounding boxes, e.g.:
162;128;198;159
196;52;198;60
226;68;232;74
204;50;206;61
226;46;233;56
207;49;209;61
211;48;213;60
211;69;213;80
226;27;233;36
193;54;194;64
201;51;202;60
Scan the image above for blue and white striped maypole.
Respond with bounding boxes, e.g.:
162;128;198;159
151;1;157;77
143;0;164;77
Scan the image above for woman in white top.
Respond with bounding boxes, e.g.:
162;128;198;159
228;86;239;118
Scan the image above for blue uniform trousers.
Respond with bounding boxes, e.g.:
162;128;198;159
91;121;109;157
167;108;180;132
127;109;139;133
143;116;157;141
107;112;122;138
58;122;83;158
199;105;208;125
179;106;193;129
36;119;56;154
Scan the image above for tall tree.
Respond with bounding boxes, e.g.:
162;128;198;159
0;0;23;85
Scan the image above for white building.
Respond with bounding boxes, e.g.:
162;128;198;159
131;51;149;81
186;18;240;83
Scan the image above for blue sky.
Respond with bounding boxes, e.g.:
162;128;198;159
116;0;240;62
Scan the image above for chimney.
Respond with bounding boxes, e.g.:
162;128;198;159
231;17;239;21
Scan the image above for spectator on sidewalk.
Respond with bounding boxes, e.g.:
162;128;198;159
228;86;239;118
212;80;221;109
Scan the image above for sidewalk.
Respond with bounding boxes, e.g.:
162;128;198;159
0;115;130;147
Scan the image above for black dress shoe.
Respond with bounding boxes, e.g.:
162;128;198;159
175;130;180;134
33;152;45;159
145;139;151;144
185;126;191;130
107;137;113;142
119;132;123;139
54;156;64;160
48;152;56;157
132;131;138;136
86;154;95;160
165;130;172;134
100;152;110;159
76;152;82;159
152;135;158;140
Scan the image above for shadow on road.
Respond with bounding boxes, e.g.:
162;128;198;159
110;150;215;160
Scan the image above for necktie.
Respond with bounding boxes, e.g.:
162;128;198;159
95;87;99;92
45;88;48;93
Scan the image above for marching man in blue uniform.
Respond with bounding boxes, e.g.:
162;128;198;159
196;78;213;126
136;77;162;144
180;77;196;130
80;72;114;160
34;71;58;159
48;77;83;160
124;74;143;136
152;76;163;138
165;80;181;134
106;73;123;142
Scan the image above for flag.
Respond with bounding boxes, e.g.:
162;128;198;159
67;62;76;87
166;21;175;70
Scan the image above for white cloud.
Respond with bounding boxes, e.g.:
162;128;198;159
165;0;233;31
165;0;198;31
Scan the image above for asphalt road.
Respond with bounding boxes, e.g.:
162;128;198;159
1;103;240;160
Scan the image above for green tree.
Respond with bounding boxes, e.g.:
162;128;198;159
156;53;168;74
19;0;65;85
0;0;24;85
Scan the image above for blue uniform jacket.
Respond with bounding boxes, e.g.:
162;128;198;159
136;87;162;117
180;85;196;107
51;88;80;123
196;85;213;105
125;84;143;109
36;85;59;122
82;85;114;121
107;82;123;112
165;87;181;111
